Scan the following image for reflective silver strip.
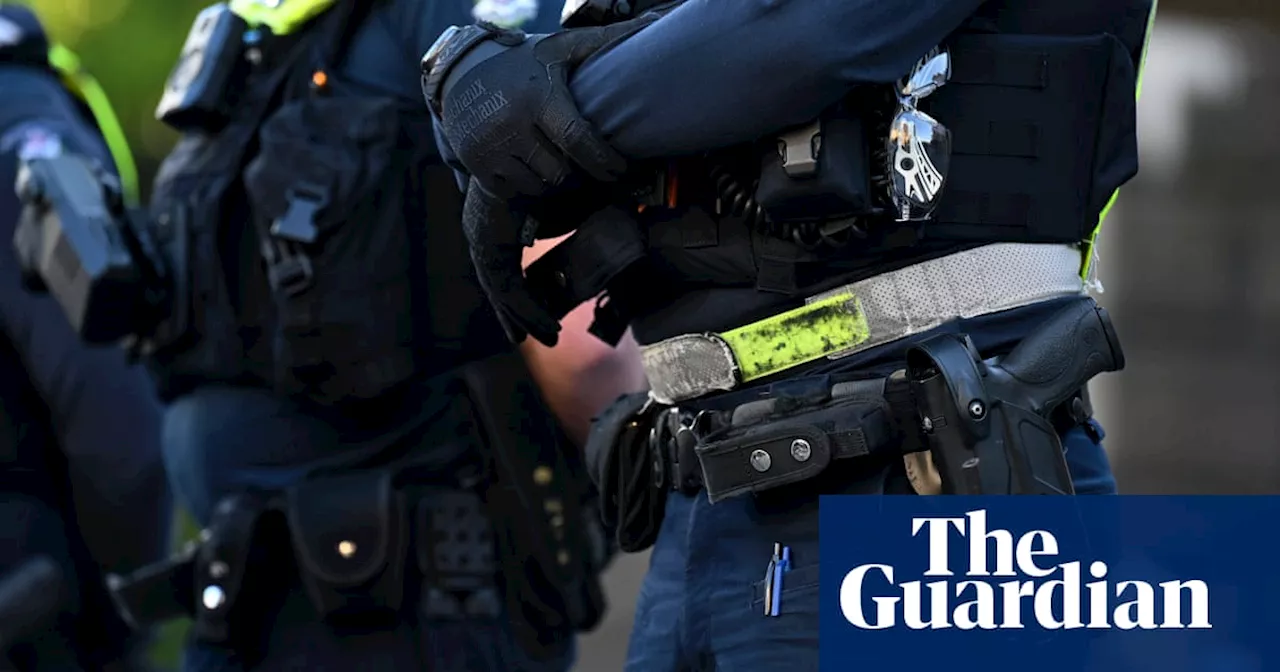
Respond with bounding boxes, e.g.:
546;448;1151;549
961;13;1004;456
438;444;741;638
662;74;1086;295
641;243;1085;405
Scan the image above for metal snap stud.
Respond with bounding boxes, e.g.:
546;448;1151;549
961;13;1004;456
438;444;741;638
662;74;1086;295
750;449;772;472
790;439;812;462
201;585;225;611
337;540;358;558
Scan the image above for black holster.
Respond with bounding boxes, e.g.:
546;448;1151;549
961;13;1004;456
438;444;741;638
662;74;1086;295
107;491;274;658
192;493;273;649
458;351;609;661
905;297;1125;495
584;392;666;553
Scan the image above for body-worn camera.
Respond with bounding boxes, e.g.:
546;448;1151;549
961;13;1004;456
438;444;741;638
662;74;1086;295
13;154;169;344
155;3;247;132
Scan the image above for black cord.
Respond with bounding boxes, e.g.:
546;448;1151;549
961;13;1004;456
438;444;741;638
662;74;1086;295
707;89;897;251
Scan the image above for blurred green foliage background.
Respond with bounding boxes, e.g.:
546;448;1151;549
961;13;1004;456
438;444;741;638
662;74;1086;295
20;0;210;193
18;2;211;665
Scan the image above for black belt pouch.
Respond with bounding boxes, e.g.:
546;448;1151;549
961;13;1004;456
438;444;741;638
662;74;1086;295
285;470;409;622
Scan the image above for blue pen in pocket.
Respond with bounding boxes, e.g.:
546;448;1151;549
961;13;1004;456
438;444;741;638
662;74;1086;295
763;544;778;616
769;546;791;617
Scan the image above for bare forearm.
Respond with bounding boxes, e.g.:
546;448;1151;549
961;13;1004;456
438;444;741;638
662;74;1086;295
521;239;648;446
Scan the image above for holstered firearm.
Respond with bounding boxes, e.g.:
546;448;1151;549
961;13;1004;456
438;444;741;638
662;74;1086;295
13;154;169;345
0;556;68;653
905;298;1125;495
457;351;609;659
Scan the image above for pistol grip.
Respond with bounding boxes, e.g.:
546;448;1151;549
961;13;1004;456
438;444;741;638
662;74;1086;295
994;299;1124;415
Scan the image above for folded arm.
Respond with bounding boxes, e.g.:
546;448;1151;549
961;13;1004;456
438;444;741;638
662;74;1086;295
570;0;987;158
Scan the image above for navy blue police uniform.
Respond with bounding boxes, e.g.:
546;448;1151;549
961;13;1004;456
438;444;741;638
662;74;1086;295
422;0;1157;669
12;1;609;671
0;5;171;670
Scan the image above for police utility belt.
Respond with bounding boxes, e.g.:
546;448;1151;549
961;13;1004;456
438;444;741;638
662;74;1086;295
588;289;1126;554
106;459;603;662
106;351;610;663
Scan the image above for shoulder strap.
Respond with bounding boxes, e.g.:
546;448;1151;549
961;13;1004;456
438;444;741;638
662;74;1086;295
230;0;382;74
228;0;339;36
314;0;384;71
46;44;140;206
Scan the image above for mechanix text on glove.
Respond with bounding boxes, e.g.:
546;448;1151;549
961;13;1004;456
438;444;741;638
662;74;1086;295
422;17;656;202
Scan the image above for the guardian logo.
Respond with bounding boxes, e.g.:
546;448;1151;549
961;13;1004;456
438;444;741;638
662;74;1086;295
840;510;1212;631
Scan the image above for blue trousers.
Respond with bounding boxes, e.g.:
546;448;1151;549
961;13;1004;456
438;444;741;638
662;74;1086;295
624;421;1116;672
163;384;575;672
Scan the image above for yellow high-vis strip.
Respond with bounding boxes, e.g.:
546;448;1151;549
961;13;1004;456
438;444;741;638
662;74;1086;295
229;0;337;36
47;43;140;206
1081;0;1159;281
720;292;871;383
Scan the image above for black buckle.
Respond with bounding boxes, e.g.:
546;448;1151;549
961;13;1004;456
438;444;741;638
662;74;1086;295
648;409;707;495
587;293;630;346
270;183;328;245
267;243;314;297
647;411;671;491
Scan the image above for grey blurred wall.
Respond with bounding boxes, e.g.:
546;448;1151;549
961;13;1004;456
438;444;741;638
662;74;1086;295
1096;15;1280;494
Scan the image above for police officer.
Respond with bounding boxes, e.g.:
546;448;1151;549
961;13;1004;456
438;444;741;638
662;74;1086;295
423;0;1157;669
0;5;171;670
14;1;642;671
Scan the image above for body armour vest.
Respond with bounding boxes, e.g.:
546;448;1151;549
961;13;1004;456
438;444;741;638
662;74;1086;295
144;2;508;404
526;0;1152;346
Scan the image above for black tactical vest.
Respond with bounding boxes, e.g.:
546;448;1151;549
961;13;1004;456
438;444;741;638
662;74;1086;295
528;0;1152;345
145;2;508;405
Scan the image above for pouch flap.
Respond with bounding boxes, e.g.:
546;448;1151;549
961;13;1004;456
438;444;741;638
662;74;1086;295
245;97;399;236
697;424;832;503
286;470;395;587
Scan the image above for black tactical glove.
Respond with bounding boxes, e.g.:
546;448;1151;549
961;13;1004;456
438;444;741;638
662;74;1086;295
421;17;656;203
461;180;562;347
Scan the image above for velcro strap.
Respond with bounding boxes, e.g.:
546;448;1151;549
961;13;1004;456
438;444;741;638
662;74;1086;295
688;379;906;502
524;206;647;320
696;424;833;503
